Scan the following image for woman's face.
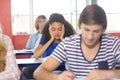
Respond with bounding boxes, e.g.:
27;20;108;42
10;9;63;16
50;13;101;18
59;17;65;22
38;18;47;33
50;22;63;40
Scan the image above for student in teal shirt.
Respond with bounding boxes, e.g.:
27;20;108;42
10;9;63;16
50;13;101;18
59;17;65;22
20;15;47;80
26;15;47;50
26;33;39;50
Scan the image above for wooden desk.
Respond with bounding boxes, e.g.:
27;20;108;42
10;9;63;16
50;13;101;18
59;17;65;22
16;58;42;67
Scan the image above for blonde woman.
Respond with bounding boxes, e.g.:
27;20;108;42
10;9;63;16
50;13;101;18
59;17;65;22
0;23;21;80
26;15;47;50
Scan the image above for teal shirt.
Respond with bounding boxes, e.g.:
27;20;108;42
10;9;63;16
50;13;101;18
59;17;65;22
26;32;39;49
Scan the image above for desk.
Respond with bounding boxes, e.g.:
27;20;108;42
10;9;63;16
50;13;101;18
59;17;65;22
74;78;85;80
15;50;33;58
16;58;42;67
74;77;120;80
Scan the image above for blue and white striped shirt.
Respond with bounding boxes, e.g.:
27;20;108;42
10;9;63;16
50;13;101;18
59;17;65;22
51;33;120;78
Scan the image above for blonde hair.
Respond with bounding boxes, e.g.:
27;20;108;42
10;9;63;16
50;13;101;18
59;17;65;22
0;23;6;72
35;15;47;31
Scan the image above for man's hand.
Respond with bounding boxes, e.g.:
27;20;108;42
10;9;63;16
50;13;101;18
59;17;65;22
85;69;109;80
58;71;75;80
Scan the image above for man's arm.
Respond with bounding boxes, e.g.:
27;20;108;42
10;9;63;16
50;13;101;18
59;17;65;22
33;56;75;80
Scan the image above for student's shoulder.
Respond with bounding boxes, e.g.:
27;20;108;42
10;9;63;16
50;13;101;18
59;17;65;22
103;33;120;40
102;33;120;43
64;33;80;41
29;32;38;38
2;34;11;41
30;32;38;36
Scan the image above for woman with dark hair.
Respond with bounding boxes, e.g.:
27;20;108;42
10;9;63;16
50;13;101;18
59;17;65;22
21;13;75;80
34;13;76;59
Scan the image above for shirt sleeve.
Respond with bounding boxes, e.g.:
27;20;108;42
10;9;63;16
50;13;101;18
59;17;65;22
0;35;21;80
26;35;33;49
114;38;120;63
50;40;67;63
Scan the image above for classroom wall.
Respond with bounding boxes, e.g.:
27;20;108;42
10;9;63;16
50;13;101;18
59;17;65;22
0;0;12;38
0;0;30;50
12;35;30;50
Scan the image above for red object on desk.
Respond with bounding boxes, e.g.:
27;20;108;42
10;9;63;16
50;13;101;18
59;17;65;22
16;55;30;59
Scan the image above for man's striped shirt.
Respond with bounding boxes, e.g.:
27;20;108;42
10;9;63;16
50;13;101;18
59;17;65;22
51;33;120;78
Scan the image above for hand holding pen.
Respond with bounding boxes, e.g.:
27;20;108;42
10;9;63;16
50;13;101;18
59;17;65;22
58;71;75;80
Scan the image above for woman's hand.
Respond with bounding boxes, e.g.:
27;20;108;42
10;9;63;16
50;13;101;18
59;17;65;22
60;25;65;41
49;24;54;41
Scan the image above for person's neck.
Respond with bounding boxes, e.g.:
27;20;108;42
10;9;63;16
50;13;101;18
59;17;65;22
54;39;61;43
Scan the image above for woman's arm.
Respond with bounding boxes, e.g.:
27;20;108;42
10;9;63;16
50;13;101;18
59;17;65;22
34;25;55;59
34;38;54;59
0;35;21;80
0;52;21;80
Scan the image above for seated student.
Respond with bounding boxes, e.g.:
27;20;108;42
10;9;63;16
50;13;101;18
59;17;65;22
26;15;47;50
34;4;120;80
20;13;76;80
0;23;21;80
20;15;47;80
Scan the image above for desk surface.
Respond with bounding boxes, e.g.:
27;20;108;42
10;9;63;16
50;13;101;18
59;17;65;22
16;58;42;64
16;58;43;67
15;50;33;54
74;78;120;80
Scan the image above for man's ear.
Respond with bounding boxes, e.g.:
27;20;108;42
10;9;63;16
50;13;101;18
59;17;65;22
102;29;106;33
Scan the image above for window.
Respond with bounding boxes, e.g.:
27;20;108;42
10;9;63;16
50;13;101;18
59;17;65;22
98;0;120;32
12;0;120;34
11;0;86;35
11;0;30;34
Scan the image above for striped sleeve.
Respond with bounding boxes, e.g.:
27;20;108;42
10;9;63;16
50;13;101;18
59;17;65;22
51;40;67;63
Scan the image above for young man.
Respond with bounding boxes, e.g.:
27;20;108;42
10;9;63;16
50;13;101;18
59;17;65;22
34;4;120;80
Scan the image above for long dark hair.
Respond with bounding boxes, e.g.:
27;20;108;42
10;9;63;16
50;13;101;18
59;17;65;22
42;13;76;43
